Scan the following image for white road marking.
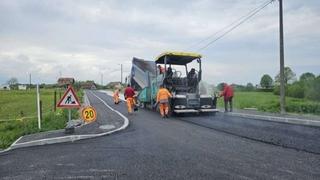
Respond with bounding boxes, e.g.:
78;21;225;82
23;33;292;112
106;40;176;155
228;112;320;127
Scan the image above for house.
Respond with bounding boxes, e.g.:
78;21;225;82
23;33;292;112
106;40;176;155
81;81;97;90
18;85;27;90
0;84;11;90
57;77;75;87
106;82;121;89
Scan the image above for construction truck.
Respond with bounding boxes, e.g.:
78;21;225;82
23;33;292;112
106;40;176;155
129;51;219;114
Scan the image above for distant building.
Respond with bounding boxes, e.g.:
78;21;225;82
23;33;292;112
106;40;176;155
18;85;27;90
81;81;97;90
0;84;11;90
57;77;75;87
106;82;121;89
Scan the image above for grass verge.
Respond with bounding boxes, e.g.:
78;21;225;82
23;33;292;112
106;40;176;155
217;91;320;115
0;89;83;149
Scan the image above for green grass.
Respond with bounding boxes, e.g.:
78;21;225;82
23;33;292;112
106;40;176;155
217;91;320;114
0;88;83;149
0;89;57;120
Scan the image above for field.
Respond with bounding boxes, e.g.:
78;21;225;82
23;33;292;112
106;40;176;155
217;91;320;115
0;89;83;149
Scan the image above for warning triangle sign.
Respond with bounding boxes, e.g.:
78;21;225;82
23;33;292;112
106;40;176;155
57;86;81;108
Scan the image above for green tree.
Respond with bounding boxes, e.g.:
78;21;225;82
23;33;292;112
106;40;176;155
6;77;18;85
275;67;296;84
217;82;225;91
305;76;320;101
246;83;254;91
6;77;18;89
260;74;273;88
300;72;315;82
287;81;305;98
73;81;82;91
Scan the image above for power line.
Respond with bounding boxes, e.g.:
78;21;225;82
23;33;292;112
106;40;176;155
197;0;275;51
186;0;274;51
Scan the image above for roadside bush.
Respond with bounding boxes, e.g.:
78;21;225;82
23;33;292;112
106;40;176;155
273;85;288;96
258;98;320;115
273;75;320;101
287;82;305;98
245;83;255;91
256;88;274;93
305;77;320;101
219;91;320;115
258;100;280;113
286;101;320;115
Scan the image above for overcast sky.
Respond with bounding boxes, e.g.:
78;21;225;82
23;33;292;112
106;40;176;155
0;0;319;85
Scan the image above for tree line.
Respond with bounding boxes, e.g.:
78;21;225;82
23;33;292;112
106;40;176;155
253;67;319;101
272;68;320;101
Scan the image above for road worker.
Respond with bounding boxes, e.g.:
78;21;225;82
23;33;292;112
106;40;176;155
220;83;234;112
156;84;172;118
158;65;165;75
187;68;198;93
164;67;173;91
124;84;136;114
113;88;120;104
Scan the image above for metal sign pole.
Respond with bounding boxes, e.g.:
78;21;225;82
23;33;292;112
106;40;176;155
68;109;71;122
120;64;123;84
37;84;41;130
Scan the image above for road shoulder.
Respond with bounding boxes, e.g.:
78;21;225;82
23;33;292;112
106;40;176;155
226;109;320;127
0;90;129;153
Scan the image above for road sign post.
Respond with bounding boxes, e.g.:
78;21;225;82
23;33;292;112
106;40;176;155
68;109;71;123
81;106;97;123
56;86;81;131
54;90;57;112
56;86;81;108
37;84;41;130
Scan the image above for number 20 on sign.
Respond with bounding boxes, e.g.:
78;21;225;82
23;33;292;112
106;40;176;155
81;106;97;123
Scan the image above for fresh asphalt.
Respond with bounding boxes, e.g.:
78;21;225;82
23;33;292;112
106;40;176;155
0;90;319;179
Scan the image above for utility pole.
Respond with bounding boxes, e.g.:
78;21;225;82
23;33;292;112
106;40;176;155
29;73;31;90
120;64;123;84
101;73;103;86
37;84;41;129
279;0;285;114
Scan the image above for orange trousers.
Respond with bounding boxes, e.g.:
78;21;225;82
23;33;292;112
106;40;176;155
113;95;119;104
159;103;169;117
126;97;135;113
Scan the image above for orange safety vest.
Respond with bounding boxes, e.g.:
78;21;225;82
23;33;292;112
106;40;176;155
113;89;119;97
156;88;172;103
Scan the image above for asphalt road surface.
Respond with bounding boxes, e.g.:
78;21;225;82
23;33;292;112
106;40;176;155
1;90;319;179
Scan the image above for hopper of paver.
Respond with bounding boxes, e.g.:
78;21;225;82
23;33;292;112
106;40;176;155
129;57;156;106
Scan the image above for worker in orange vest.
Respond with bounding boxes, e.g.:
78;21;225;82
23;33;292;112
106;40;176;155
113;88;120;104
156;84;172;118
124;84;136;114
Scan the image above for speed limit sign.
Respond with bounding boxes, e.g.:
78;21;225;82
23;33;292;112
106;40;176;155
81;106;97;123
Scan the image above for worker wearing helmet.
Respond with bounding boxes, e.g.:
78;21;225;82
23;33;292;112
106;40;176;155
156;84;172;118
124;84;136;114
113;88;120;104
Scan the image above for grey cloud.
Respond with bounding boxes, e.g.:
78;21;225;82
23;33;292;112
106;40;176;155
0;0;319;85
